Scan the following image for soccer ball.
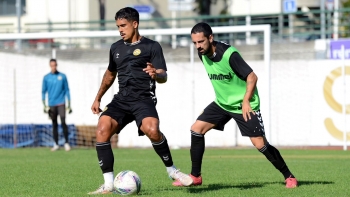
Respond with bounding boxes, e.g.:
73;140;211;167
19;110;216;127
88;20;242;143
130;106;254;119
114;170;141;195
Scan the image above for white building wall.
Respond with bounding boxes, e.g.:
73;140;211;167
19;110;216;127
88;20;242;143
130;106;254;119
0;0;90;33
229;0;322;16
230;0;282;16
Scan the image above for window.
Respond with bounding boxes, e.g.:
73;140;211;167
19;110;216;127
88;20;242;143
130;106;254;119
0;0;26;16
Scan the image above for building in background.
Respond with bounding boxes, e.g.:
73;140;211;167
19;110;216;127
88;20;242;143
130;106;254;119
0;0;347;49
0;0;334;32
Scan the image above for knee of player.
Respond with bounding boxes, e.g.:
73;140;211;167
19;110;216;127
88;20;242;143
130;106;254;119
143;127;161;141
148;133;162;142
250;138;266;149
190;125;206;135
96;127;110;137
141;123;158;133
148;129;161;140
254;144;265;150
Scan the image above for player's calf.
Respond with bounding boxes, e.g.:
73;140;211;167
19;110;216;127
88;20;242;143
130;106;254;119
257;143;297;187
151;132;173;165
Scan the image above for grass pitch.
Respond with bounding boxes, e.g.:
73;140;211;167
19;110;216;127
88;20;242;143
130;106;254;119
1;148;349;197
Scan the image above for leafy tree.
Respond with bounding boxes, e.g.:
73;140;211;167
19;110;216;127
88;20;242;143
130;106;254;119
98;0;106;30
194;0;213;15
193;0;229;23
341;0;350;37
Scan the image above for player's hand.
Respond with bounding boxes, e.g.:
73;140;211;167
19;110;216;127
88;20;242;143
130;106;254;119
43;106;49;113
242;100;255;122
143;62;157;79
67;106;73;114
91;100;102;115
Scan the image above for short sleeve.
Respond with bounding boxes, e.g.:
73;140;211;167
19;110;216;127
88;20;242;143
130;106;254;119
150;42;167;71
229;52;253;81
107;49;117;72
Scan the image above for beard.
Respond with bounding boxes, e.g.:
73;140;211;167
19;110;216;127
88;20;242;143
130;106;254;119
202;49;210;55
198;43;212;55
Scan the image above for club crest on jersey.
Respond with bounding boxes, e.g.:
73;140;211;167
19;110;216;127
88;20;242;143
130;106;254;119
133;49;141;56
57;76;62;80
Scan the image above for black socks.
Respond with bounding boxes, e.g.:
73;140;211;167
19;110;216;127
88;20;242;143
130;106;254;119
96;142;114;173
152;133;174;167
52;120;69;144
61;119;69;143
190;130;205;177
52;120;58;145
259;144;294;179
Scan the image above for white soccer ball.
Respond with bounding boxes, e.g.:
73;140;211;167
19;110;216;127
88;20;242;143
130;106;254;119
114;170;141;195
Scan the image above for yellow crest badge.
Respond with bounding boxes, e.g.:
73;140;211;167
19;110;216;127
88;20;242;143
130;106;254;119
133;49;141;56
103;107;108;112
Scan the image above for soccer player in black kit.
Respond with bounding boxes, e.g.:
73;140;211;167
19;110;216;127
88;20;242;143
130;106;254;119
88;7;193;194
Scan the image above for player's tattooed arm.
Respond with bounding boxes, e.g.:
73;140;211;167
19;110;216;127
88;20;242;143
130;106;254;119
143;62;167;83
91;69;117;114
95;69;117;102
242;71;258;121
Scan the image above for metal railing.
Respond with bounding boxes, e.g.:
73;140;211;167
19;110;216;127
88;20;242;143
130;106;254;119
0;8;349;48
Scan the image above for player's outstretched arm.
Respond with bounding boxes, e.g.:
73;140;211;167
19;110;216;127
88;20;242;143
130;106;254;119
242;71;258;121
91;69;117;114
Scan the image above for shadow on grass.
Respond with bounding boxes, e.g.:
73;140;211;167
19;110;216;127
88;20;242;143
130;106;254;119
137;180;335;195
289;180;334;186
186;180;335;193
138;192;153;196
187;183;264;193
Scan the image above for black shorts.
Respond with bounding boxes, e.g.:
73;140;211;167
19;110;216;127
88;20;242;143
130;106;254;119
197;102;265;137
100;97;159;136
49;104;66;120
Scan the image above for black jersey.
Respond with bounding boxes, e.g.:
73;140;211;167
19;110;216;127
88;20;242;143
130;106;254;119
198;41;252;81
108;37;167;102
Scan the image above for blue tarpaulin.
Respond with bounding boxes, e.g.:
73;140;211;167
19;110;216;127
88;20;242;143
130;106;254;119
0;124;77;148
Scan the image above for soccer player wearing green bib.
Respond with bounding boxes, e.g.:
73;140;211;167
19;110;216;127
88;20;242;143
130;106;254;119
173;22;297;188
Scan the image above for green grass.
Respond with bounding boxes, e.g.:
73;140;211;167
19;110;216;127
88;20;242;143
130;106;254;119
1;148;349;197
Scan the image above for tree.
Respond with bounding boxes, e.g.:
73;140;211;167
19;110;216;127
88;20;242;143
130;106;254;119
194;0;213;15
98;0;106;30
341;0;350;37
342;0;350;7
193;0;229;23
